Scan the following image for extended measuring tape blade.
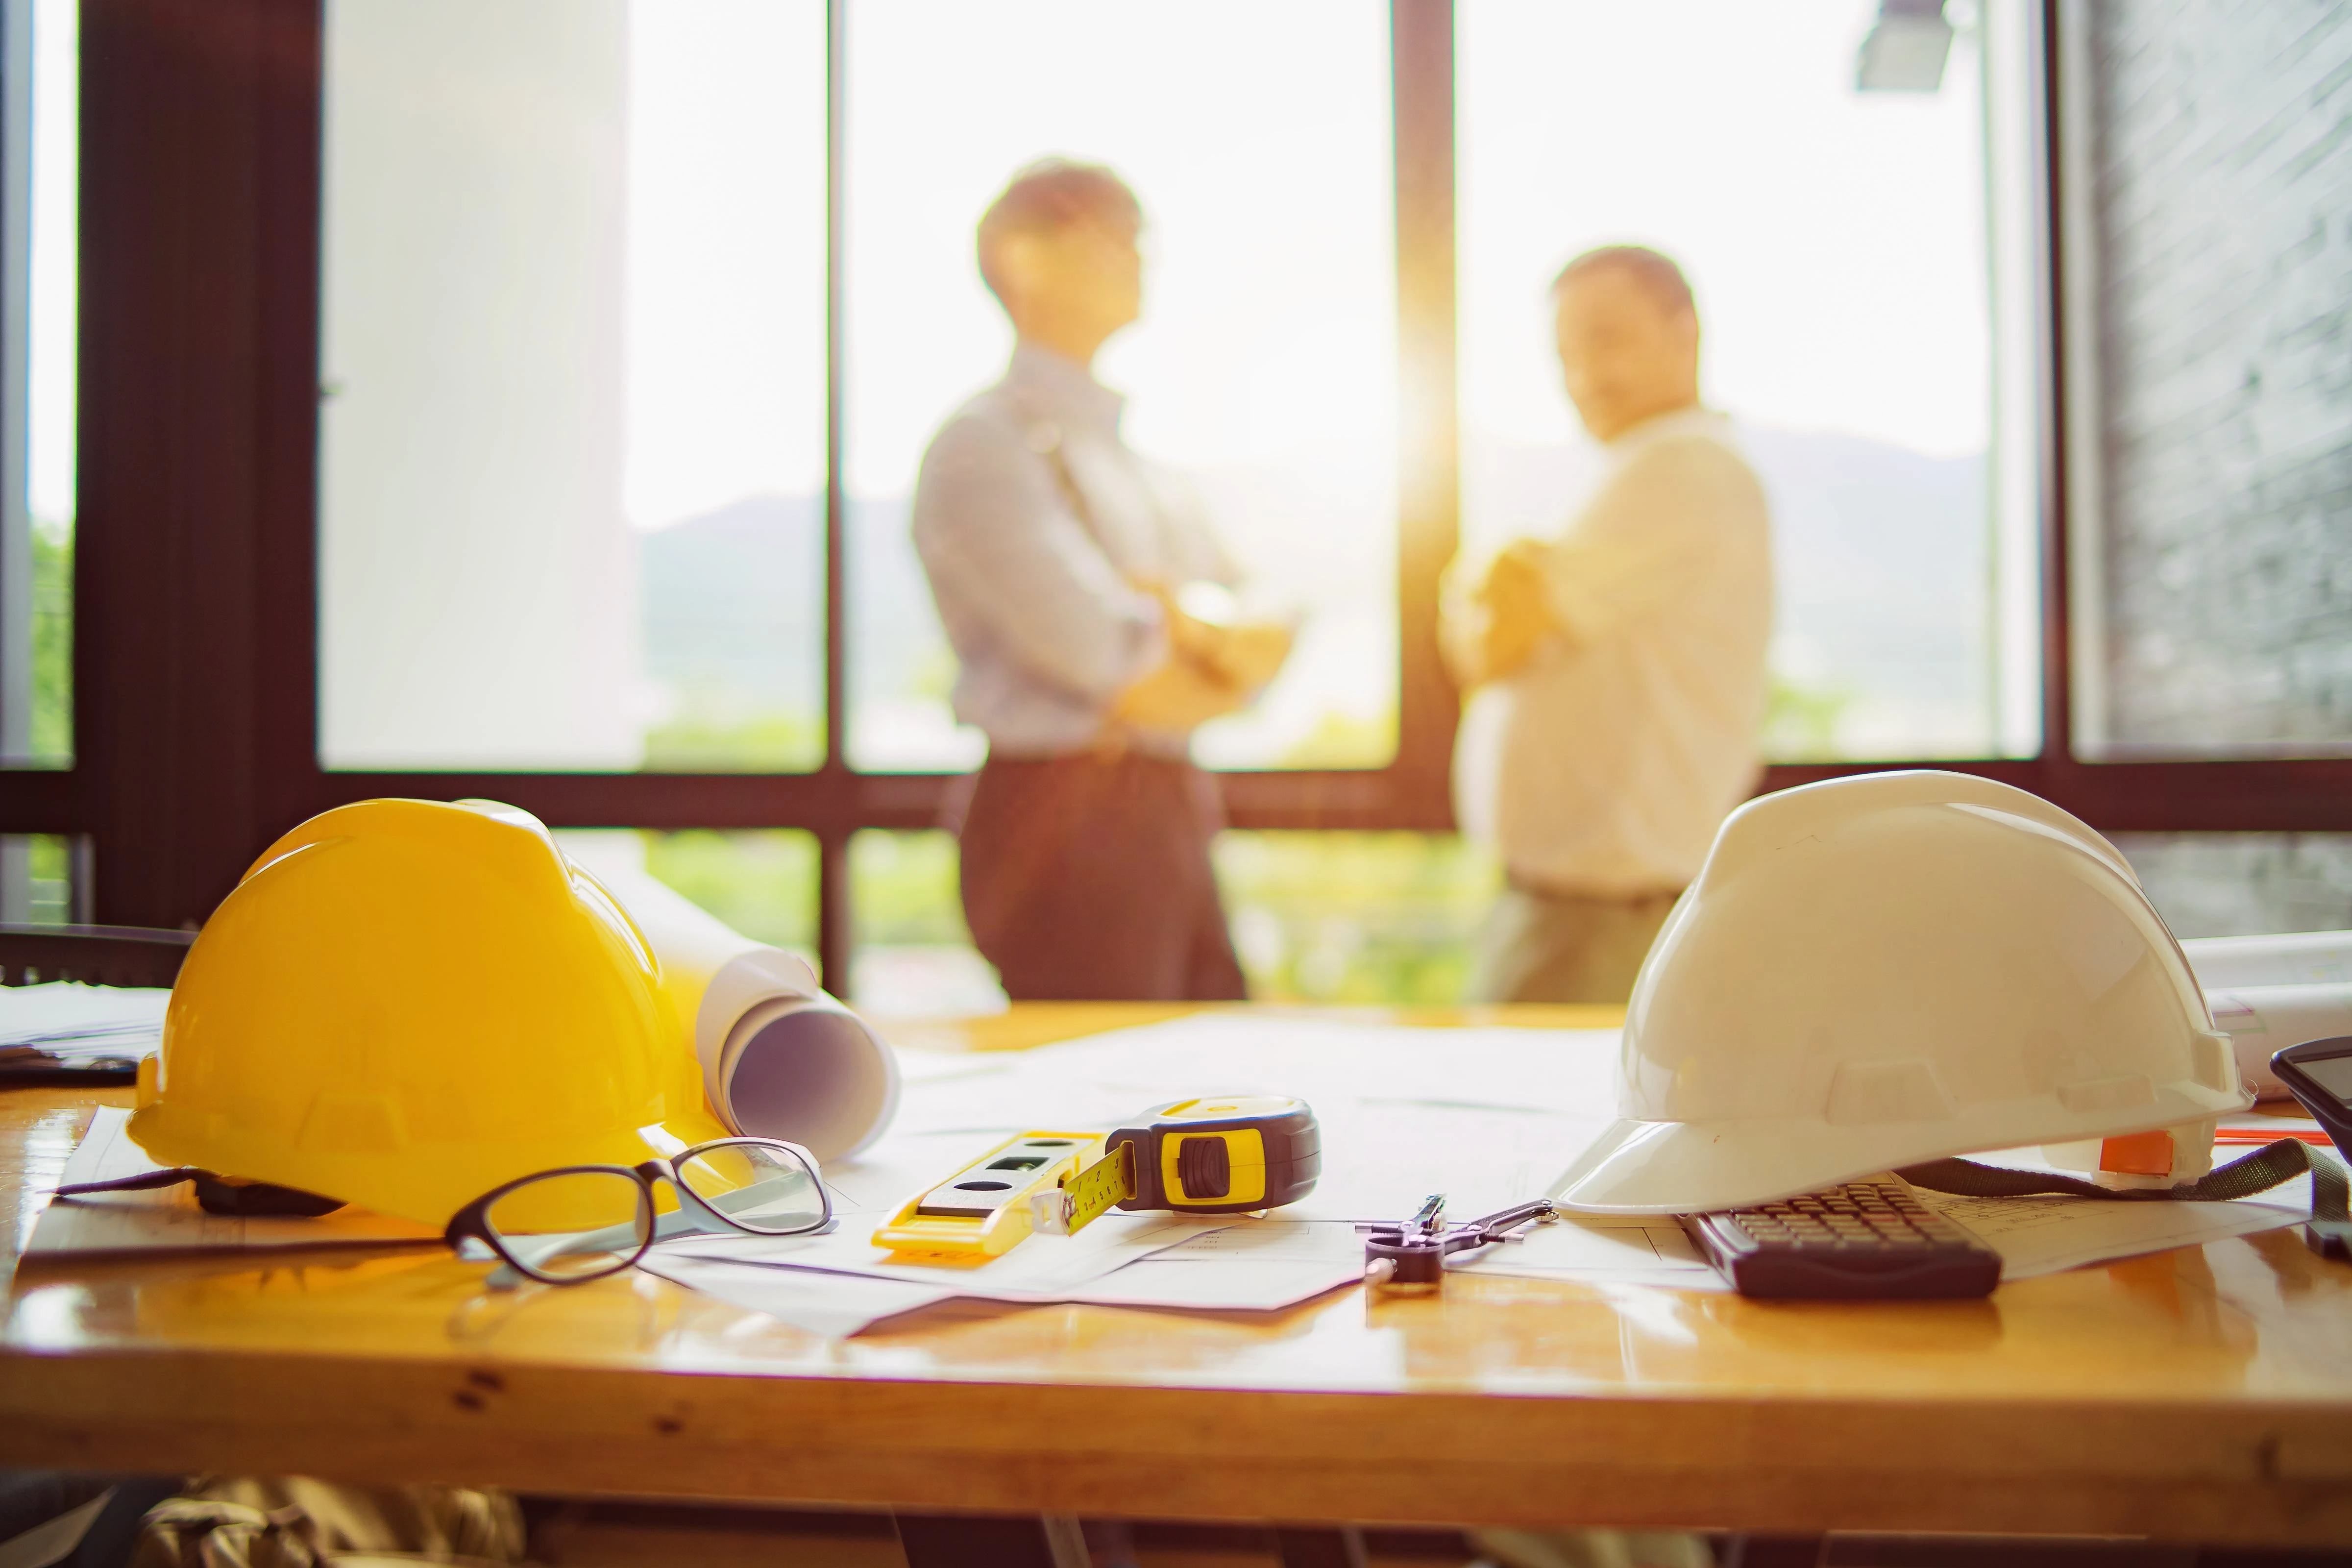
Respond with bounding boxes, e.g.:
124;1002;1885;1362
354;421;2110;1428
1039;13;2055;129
1032;1140;1135;1237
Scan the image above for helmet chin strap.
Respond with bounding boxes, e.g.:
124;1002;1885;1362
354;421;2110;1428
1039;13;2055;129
52;1166;344;1217
1900;1138;2350;1258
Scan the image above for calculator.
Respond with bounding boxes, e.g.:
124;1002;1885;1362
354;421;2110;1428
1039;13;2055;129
1678;1177;2001;1299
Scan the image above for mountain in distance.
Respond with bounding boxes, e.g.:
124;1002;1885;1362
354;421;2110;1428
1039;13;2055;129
636;492;957;756
637;423;1996;761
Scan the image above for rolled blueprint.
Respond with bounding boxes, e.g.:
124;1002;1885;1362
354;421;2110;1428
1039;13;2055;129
2183;931;2352;1100
2200;983;2352;1100
2181;930;2352;989
588;860;899;1161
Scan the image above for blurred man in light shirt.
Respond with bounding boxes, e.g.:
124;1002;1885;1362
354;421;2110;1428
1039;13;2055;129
912;158;1290;1002
1446;246;1773;1004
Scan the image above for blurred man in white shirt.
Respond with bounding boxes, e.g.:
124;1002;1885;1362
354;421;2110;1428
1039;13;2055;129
1446;246;1772;1004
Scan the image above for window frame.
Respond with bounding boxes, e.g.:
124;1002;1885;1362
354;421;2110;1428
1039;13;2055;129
4;0;2347;983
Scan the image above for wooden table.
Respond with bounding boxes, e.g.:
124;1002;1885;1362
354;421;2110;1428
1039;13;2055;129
5;1004;2350;1551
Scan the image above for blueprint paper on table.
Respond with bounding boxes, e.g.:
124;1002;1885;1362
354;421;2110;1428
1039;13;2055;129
666;1207;1233;1299
630;1013;1622;1335
889;1013;1623;1129
1913;1187;2303;1279
1071;1222;1370;1309
881;1013;1621;1223
0;983;170;1071
1450;1210;1721;1291
36;1012;2305;1329
26;1107;437;1257
641;1220;1373;1335
1449;1191;2305;1292
637;1255;960;1338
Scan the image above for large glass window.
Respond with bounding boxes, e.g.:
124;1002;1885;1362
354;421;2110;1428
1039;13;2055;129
558;826;819;969
2;0;75;771
1458;0;2040;760
317;0;827;771
850;830;1004;1014
2063;0;2352;762
1217;832;1496;1005
842;0;1398;773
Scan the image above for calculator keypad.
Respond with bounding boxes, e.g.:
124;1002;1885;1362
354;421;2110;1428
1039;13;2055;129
1683;1177;2001;1298
1725;1180;1974;1251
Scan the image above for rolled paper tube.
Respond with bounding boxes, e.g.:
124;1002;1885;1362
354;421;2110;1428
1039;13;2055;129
583;859;900;1162
2181;933;2352;1100
2181;930;2352;990
2201;982;2352;1102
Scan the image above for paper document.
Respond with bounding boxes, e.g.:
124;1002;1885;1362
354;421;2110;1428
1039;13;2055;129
37;1010;2306;1333
637;1255;959;1339
0;982;169;1071
896;1013;1621;1127
1451;1212;1718;1291
1459;1172;2308;1291
1066;1222;1370;1311
1913;1187;2303;1280
25;1107;437;1258
882;1013;1619;1222
668;1208;1230;1299
642;1220;1370;1335
641;1010;1626;1337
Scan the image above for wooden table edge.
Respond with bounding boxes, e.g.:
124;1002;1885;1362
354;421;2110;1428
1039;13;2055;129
4;1342;2349;1544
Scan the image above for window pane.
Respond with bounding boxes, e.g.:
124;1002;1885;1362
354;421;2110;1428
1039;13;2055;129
1216;833;1497;1006
2116;834;2352;940
2067;4;2352;760
0;833;74;924
850;830;1005;1016
319;0;825;771
844;0;1397;773
1459;0;2038;760
2;0;75;770
559;828;818;967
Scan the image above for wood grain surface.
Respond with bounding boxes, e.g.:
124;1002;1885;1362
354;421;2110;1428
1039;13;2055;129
5;1005;2350;1544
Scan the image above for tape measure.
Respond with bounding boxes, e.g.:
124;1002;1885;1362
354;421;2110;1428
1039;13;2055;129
872;1096;1320;1263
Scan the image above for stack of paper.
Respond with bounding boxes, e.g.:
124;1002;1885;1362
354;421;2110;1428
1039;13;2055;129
0;983;170;1074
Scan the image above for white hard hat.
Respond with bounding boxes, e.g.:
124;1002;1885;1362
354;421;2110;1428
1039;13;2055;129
1553;770;2248;1214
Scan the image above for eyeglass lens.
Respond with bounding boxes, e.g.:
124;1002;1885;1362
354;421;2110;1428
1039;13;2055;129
483;1170;651;1281
674;1140;828;1235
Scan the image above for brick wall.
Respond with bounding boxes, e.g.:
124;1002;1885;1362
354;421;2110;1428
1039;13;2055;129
2084;0;2352;755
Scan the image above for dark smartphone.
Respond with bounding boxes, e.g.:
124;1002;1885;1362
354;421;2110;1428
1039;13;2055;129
2271;1035;2352;1262
2272;1035;2352;1160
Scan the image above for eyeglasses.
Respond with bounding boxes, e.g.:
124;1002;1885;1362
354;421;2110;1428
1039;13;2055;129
444;1137;832;1286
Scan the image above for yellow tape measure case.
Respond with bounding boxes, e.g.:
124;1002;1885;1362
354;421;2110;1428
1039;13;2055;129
1110;1096;1320;1214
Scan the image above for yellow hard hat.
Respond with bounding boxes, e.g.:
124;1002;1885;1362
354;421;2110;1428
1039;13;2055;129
129;798;731;1228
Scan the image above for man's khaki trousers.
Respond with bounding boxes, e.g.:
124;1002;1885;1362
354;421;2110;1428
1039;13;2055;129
1469;884;1682;1005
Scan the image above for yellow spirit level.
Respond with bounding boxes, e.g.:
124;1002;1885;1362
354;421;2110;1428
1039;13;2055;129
871;1096;1320;1263
868;1130;1103;1264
